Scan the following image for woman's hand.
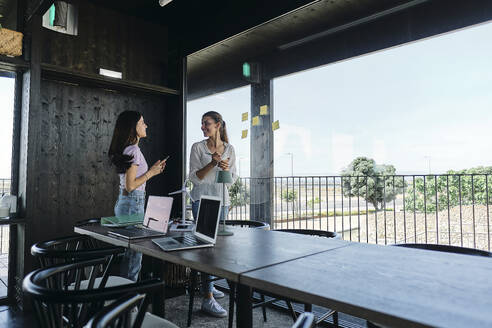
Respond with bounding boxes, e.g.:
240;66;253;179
218;157;230;171
211;152;222;166
147;160;165;178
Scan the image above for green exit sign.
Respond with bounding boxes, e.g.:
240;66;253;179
49;4;56;26
242;62;251;78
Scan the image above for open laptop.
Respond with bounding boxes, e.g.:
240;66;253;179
107;196;173;240
152;195;222;251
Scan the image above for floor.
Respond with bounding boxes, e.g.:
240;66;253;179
166;293;296;328
0;306;37;328
0;296;297;328
0;292;367;328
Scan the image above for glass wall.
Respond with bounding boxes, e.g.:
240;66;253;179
273;21;492;176
0;75;15;298
186;86;251;178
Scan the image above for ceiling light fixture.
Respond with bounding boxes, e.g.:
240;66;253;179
159;0;173;7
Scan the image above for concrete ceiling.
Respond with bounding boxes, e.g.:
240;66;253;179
89;0;321;55
187;0;421;86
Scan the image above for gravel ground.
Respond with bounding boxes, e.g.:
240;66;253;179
273;205;492;251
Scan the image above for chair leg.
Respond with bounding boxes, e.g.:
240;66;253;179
260;294;267;322
187;270;198;327
228;280;236;328
333;311;339;326
286;300;297;322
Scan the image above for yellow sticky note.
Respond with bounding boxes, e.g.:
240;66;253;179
241;130;248;139
252;116;260;126
241;112;248;121
272;120;280;131
260;105;268;115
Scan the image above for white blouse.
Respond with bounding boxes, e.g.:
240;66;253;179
189;139;238;206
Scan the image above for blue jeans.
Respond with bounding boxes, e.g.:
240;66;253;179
114;189;145;281
191;200;229;294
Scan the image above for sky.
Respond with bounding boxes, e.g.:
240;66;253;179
0;77;14;179
188;21;492;176
1;21;491;179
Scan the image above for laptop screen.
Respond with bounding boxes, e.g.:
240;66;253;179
196;197;221;239
143;196;173;233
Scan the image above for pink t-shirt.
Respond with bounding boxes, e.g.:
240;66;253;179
119;144;148;192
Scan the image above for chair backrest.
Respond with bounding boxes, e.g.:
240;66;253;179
23;258;164;328
85;293;147;328
225;219;270;230
292;312;315;328
31;235;125;268
274;229;339;239
394;243;492;257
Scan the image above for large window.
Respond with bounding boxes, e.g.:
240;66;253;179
186;86;251;177
273;21;492;176
0;75;15;298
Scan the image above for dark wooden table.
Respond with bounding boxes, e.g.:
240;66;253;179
74;224;134;248
130;228;349;283
240;242;492;328
74;225;350;327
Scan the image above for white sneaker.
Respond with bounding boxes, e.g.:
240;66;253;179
201;298;227;318
212;287;225;299
200;286;225;298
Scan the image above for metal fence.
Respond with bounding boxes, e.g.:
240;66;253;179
0;179;10;195
0;178;10;254
228;175;492;251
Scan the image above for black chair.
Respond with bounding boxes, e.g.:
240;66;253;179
225;219;270;230
22;257;168;328
272;229;340;326
393;243;492;257
367;243;492;328
292;312;316;328
85;293;179;328
274;229;339;239
31;235;133;288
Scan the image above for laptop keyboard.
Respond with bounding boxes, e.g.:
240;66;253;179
110;226;162;238
173;234;208;246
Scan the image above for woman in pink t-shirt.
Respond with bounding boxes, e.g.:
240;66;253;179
108;110;165;281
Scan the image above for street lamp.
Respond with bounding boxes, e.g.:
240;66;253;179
238;157;246;177
424;156;431;174
285;153;294;176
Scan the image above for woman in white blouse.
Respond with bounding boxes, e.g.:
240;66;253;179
189;111;237;317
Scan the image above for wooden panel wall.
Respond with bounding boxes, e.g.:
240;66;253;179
41;1;169;86
30;81;170;238
16;2;181;305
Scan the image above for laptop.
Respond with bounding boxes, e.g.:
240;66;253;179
107;196;173;240
152;195;222;251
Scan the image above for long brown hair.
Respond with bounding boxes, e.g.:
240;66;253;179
203;111;229;143
108;110;142;173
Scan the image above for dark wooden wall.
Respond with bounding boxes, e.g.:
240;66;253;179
41;2;169;86
33;81;171;234
15;1;182;307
